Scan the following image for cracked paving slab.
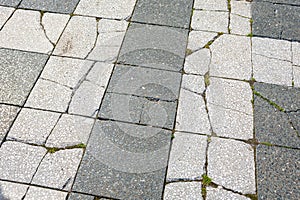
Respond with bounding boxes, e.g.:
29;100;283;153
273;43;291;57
0;6;14;29
206;187;251;200
0;104;19;143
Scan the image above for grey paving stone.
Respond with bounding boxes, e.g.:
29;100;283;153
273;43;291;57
0;0;21;7
132;0;194;28
167;133;207;179
32;149;83;190
0;141;46;183
292;42;300;66
0;48;48;105
46;114;94;148
254;82;300;112
20;0;80;14
254;0;300;5
231;0;251;18
73;120;171;199
0;104;19;143
208;138;256;194
86;62;114;87
0;181;28;200
164;182;202;200
68;193;95;200
0;6;14;28
194;0;228;11
24;186;67;200
181;74;206;95
252;1;300;41
230;14;251;35
7;108;60;145
254;95;300;148
107;65;181;100
294;66;300;87
256;145;300;200
25;79;73;112
288;111;300;134
187;31;217;52
118;23;188;72
99;93;177;129
206;187;250;200
184;48;211;75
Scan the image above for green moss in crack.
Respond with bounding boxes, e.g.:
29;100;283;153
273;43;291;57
201;187;207;197
245;194;258;200
202;174;212;186
253;90;285;112
247;33;253;37
47;147;60;154
260;142;273;146
186;48;193;56
204;72;210;87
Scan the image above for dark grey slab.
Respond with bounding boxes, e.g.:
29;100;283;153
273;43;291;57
68;193;94;200
99;93;177;129
0;105;20;143
19;0;80;14
107;65;181;101
257;145;300;200
0;48;48;105
132;0;194;28
0;0;21;6
254;82;300;112
252;1;300;41
254;0;300;6
73;120;171;199
118;23;188;72
288;111;300;134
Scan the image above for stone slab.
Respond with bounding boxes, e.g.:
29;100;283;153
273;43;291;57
164;182;202;200
0;0;21;7
132;0;194;28
0;104;19;143
194;0;227;11
68;193;95;200
206;187;250;200
73;120;171;199
118;23;188;72
184;48;211;75
0;48;48;105
0;6;14;28
292;42;300;66
257;145;300;199
24;187;67;200
0;181;28;200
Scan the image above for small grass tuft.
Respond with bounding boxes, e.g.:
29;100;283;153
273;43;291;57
247;33;253;37
202;174;212;186
186;48;193;56
204;72;210;87
72;143;87;148
261;142;273;146
47;147;60;154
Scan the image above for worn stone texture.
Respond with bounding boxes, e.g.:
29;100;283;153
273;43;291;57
294;66;300;87
210;34;252;80
0;181;28;200
0;104;19;143
257;145;300;200
164;182;202;200
208;138;256;194
20;0;80;13
184;48;211;75
292;42;300;66
231;0;251;18
0;6;14;28
194;0;227;11
0;141;46;183
0;0;21;7
167;133;207;179
7;108;60;145
0;9;53;53
181;74;206;95
132;0;194;28
68;193;95;200
0;48;48;105
24;187;67;200
230;14;251;35
206;187;250;200
187;31;217;52
192;10;228;33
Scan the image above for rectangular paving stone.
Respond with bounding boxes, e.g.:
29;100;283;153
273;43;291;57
206;187;250;200
73;120;171;199
0;6;14;28
0;181;28;200
256;145;300;200
254;0;300;6
20;0;80;14
99;93;177;129
132;0;194;28
107;65;181;101
0;0;21;7
24;186;67;200
0;104;19;143
0;48;48;105
68;193;95;200
194;0;228;11
118;23;188;72
164;182;202;200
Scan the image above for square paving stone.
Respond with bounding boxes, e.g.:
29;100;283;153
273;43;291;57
0;48;48;105
256;145;300;200
0;104;19;143
118;23;188;72
0;181;28;200
20;0;80;14
107;65;181;101
73;120;171;199
0;0;21;7
99;93;177;129
132;0;194;28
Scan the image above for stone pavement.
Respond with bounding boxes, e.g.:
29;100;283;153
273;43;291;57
0;0;299;199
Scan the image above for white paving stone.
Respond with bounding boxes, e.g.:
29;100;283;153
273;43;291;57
26;79;73;112
210;34;251;80
0;181;28;199
208;138;256;194
206;78;253;114
252;37;292;61
181;74;206;94
208;104;253;140
46;114;94;148
86;62;114;87
8;108;60;145
253;54;293;86
41;56;94;88
230;14;251;35
187;31;217;52
164;182;203;200
292;41;300;66
32;149;83;190
294;66;300;87
0;9;53;53
41;13;70;44
231;0;251;18
0;6;14;28
0;141;46;183
69;81;105;117
185;48;211;75
207;187;251;200
75;0;136;19
0;105;20;142
194;0;228;11
192;10;228;33
24;187;67;200
176;89;211;134
167;133;207;179
53;16;97;59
